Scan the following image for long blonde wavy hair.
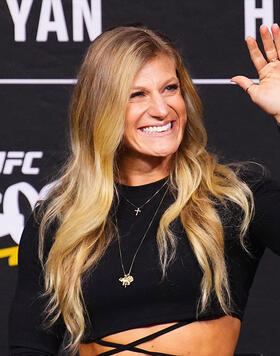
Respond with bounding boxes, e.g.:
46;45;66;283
38;25;254;353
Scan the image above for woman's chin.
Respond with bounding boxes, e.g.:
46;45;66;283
140;150;175;160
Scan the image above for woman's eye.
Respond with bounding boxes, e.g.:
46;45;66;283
166;84;179;91
130;91;144;99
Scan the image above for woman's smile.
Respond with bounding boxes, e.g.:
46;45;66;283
137;120;175;136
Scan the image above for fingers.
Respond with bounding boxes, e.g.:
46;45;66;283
260;24;279;62
231;76;257;95
232;24;280;100
246;36;267;73
246;24;280;73
271;23;280;59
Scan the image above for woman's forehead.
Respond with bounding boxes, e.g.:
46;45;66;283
132;55;177;87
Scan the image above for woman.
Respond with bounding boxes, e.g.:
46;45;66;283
9;24;280;356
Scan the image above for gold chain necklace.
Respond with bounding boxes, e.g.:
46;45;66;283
119;178;169;216
116;183;169;287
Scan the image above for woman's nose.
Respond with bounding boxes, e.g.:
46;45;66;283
148;94;169;119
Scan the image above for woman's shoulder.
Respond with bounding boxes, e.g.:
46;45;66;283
233;162;280;254
230;161;280;194
19;202;59;263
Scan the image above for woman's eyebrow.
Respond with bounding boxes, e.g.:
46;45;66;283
131;77;179;91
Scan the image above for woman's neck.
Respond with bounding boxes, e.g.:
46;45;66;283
116;152;172;186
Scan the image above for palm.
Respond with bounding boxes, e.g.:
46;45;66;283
231;24;280;122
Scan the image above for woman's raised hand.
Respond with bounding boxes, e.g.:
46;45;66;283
231;24;280;123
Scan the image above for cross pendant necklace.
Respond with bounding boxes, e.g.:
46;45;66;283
119;179;169;216
134;208;141;216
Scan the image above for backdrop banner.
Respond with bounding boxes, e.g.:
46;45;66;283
0;1;279;355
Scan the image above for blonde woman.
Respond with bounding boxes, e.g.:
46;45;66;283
9;24;280;356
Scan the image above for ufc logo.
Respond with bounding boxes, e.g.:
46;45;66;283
0;151;43;175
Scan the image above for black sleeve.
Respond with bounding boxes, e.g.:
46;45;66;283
277;121;280;133
248;171;280;255
8;210;65;356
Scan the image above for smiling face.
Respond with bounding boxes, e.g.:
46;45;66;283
122;54;187;162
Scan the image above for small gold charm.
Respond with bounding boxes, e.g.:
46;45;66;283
119;274;134;287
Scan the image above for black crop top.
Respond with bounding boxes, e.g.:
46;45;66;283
8;164;280;355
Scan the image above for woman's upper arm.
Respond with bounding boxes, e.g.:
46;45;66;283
8;210;65;355
249;174;280;255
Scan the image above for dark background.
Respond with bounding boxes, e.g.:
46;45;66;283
0;1;279;355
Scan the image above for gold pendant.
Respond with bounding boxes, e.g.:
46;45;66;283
119;274;134;287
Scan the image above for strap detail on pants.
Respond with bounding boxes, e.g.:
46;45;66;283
95;320;193;355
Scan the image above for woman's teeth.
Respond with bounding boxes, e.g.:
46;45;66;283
141;122;172;133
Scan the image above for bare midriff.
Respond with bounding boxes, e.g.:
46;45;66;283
79;315;241;356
